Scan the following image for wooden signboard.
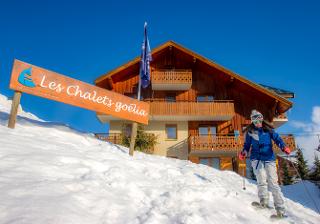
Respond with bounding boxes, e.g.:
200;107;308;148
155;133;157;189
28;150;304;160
9;59;150;125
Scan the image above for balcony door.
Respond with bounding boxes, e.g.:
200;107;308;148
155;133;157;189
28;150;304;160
198;125;216;136
198;125;217;149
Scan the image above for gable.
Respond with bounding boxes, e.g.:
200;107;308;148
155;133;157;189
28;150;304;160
95;41;293;113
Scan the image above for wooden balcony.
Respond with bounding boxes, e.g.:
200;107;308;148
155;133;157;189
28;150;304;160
148;100;235;121
189;134;296;157
151;69;192;90
273;113;288;128
95;133;122;145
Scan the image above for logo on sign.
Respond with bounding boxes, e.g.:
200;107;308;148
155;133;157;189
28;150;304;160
18;67;36;88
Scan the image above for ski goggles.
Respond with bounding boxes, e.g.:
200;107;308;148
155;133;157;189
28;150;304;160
252;119;263;125
251;114;263;123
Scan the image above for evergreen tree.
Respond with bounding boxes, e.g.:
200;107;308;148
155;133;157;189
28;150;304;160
281;161;293;185
296;148;309;180
310;155;320;181
121;123;158;154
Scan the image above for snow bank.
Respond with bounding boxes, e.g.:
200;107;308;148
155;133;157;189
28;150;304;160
0;94;319;224
0;94;43;122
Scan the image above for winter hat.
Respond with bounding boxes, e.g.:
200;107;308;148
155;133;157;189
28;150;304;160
250;110;263;123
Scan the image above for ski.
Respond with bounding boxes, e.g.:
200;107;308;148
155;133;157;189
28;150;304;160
251;201;273;210
270;214;288;220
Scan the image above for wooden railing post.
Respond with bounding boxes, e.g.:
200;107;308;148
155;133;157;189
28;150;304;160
8;91;22;129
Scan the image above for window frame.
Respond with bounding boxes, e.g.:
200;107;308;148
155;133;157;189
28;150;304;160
198;124;217;136
165;124;178;140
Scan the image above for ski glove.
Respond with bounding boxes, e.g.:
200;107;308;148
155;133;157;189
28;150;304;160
238;151;247;160
283;147;291;155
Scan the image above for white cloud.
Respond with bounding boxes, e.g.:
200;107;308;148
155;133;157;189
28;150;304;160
311;106;320;125
290;106;320;167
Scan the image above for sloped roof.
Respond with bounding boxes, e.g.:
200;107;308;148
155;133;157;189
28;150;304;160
95;40;293;112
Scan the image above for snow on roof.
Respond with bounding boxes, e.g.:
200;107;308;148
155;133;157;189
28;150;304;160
259;84;295;98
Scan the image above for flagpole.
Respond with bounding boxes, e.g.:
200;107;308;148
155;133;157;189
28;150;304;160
129;73;141;156
129;23;146;156
137;71;142;101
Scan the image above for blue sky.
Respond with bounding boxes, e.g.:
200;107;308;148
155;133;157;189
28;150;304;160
0;0;319;135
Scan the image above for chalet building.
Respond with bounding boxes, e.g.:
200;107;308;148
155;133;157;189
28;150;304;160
94;41;296;178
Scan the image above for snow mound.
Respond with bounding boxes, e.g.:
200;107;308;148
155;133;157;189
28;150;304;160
0;94;43;122
0;94;319;224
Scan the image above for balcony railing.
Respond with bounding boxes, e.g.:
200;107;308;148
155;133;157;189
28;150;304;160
274;113;288;120
95;133;122;145
146;100;235;121
273;113;288;128
189;134;296;153
95;132;156;146
151;69;192;90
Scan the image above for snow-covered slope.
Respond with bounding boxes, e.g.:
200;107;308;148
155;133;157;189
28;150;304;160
0;94;319;224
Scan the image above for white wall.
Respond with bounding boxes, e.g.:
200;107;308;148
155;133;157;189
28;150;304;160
109;120;189;159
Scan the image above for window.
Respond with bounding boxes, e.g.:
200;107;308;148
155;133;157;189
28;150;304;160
212;158;220;170
197;95;214;102
199;158;220;170
200;158;209;166
166;124;177;139
198;125;216;136
165;94;176;102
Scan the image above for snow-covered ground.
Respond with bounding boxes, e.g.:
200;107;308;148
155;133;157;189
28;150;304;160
0;94;319;224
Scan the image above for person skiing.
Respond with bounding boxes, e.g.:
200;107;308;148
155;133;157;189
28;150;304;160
238;109;291;218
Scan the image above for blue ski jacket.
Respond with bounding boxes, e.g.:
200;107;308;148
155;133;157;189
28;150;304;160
242;127;286;161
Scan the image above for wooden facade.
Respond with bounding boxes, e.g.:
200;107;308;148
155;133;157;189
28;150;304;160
95;41;295;181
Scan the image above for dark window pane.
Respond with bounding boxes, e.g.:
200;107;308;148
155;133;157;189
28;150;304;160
209;126;216;135
165;95;176;102
211;158;220;169
198;125;216;136
197;96;206;102
207;95;214;102
166;125;177;139
200;159;209;166
197;95;214;102
199;127;208;135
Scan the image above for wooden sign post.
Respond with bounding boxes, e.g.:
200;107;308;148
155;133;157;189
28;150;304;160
129;122;138;156
8;59;150;137
8;91;22;129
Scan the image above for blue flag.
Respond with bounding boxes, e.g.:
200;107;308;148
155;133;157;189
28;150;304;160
140;22;152;88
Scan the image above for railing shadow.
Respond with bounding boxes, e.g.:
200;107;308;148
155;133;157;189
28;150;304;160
167;137;189;159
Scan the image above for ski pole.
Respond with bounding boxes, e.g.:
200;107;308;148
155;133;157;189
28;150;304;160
243;167;246;190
